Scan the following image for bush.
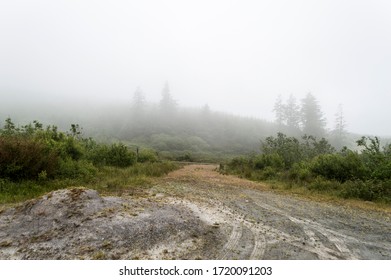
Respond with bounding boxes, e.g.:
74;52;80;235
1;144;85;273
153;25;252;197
227;156;249;169
86;144;109;166
106;143;136;167
371;161;391;180
310;152;366;182
223;133;391;204
176;152;193;162
226;156;252;176
308;177;341;192
60;138;83;160
87;143;136;167
0;136;59;180
0;178;11;193
340;180;391;202
252;153;284;170
137;149;159;163
261;133;302;168
287;162;312;182
58;159;97;179
259;166;279;180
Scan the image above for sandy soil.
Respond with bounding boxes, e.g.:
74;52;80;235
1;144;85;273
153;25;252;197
0;164;390;259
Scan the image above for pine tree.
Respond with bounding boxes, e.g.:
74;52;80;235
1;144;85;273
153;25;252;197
273;95;285;128
202;104;211;115
331;104;347;150
284;94;301;130
159;82;177;113
131;87;146;114
300;93;326;138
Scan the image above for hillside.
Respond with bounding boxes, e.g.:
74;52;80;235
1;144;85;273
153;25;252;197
2;97;378;162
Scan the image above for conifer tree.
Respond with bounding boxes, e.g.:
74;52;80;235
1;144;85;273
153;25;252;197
273;95;285;128
284;94;301;130
300;93;326;138
331;104;347;150
159;82;177;113
131;87;146;114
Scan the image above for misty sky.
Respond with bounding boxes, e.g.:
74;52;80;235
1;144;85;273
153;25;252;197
1;0;391;135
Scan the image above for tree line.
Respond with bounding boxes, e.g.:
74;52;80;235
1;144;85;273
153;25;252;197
0;84;379;162
273;93;347;150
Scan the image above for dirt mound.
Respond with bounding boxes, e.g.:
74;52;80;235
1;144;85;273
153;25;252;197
0;188;223;260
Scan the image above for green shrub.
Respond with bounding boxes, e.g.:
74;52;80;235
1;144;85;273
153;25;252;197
340;180;391;202
261;133;302;168
227;156;250;170
176;152;193;162
61;137;83;160
260;166;279;180
58;159;97;179
0;136;59;180
371;161;391;180
86;144;109;166
308;177;341;192
0;178;10;192
225;156;254;178
37;170;48;181
288;162;312;182
106;143;136;167
87;143;136;167
310;152;366;182
252;153;284;170
137;149;159;163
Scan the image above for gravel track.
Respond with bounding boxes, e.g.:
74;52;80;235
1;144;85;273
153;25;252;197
0;164;390;259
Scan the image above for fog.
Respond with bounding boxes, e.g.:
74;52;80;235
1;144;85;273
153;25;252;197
1;0;391;136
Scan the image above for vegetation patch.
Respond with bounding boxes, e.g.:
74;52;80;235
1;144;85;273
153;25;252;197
223;133;391;204
0;118;179;204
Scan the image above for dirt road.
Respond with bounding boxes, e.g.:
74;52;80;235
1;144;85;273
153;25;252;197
0;164;390;259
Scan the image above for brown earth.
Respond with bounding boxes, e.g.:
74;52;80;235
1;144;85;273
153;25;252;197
0;164;390;259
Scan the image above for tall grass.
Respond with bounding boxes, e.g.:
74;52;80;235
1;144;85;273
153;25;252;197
0;162;179;204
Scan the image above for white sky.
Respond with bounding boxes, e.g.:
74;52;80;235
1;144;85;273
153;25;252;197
1;0;391;135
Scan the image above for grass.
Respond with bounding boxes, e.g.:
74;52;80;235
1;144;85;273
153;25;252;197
256;179;391;214
0;161;179;204
221;165;391;212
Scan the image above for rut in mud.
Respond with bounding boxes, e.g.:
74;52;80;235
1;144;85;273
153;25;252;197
0;164;390;259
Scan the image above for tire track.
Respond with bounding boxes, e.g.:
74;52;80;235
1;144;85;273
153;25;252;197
171;199;265;260
249;228;266;259
250;199;360;259
156;164;391;259
220;223;243;260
